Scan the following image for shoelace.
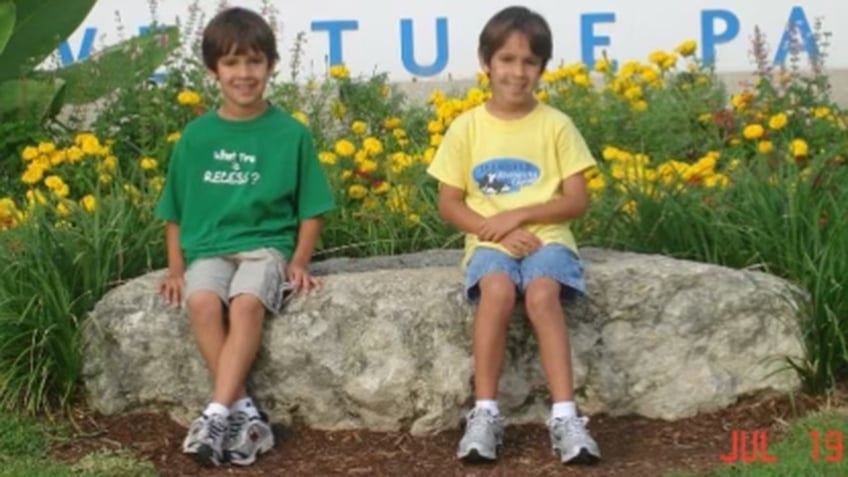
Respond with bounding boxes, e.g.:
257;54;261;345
205;414;228;442
226;411;249;444
550;416;589;438
465;410;499;439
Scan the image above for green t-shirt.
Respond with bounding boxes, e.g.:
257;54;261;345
154;104;335;264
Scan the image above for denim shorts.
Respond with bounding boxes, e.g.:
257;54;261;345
463;243;586;302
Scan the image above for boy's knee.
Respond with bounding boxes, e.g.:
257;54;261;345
523;278;561;316
228;293;266;320
186;290;224;319
478;273;518;304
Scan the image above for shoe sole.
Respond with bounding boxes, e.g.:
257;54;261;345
228;436;275;466
559;447;601;465
457;444;500;463
193;444;222;466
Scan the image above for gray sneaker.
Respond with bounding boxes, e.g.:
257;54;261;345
456;408;504;461
548;416;601;464
224;411;275;466
182;413;228;466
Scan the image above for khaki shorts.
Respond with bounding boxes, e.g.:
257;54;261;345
184;247;290;314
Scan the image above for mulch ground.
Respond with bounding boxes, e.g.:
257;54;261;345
50;387;845;477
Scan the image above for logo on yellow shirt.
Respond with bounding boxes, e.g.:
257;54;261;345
472;158;540;195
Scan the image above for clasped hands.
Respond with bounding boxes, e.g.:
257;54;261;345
477;210;541;256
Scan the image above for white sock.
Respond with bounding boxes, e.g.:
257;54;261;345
551;400;577;419
475;399;500;416
231;397;260;417
204;402;230;418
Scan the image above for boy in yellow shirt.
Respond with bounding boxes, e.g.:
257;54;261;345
426;5;601;465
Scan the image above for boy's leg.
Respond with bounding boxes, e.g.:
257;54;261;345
216;248;283;465
182;256;236;465
457;247;520;462
521;244;599;464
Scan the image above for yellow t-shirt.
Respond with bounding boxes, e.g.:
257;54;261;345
426;102;596;264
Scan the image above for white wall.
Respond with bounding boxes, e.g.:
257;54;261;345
61;0;844;80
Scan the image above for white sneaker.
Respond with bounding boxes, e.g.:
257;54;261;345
548;416;601;464
456;408;504;461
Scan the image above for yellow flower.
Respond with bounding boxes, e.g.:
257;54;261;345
648;49;676;69
703;173;729;188
44;175;65;191
66;146;83;162
21;146;38;161
407;213;420;223
350;120;367;135
347;184;367;199
572;74;590;87
757;140;773;153
329;63;350;79
340;169;353;180
25;189;47;205
362;137;383;155
49;149;67;166
382;116;401;129
148;176;165;193
674;39;697;56
742;124;765;139
37;141;56;154
80;194;96;212
593;57;610;72
139;157;158;170
768;112;787;130
333;139;356;157
631;100;648;112
356;159;377;173
21;164;45;184
427;119;443;134
55;201;70;216
372;181;390;194
176;89;201;105
166;131;181;143
318;151;337;164
812;106;830;118
101;155;117;171
292;111;309;125
789;138;808;157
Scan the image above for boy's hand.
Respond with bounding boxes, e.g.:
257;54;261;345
499;229;542;256
478;210;524;242
286;262;320;293
159;272;183;307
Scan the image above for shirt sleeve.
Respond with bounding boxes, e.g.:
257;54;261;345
556;117;597;179
296;131;336;220
426;119;468;190
154;136;186;222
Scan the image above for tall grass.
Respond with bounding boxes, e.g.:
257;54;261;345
582;157;848;392
0;192;163;414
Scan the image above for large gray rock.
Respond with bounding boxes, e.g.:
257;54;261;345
81;248;804;434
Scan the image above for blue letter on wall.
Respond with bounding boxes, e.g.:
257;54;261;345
311;20;359;65
580;13;615;67
57;27;96;65
773;6;819;64
701;10;739;65
400;17;448;76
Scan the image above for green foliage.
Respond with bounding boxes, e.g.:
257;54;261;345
0;0;179;123
0;0;97;82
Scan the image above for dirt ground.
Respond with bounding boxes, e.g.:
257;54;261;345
49;386;845;477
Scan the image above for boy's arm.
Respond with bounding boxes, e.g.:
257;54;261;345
478;172;589;241
436;183;486;235
289;216;322;267
164;221;185;276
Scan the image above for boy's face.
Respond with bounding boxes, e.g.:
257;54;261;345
210;48;272;118
480;31;543;112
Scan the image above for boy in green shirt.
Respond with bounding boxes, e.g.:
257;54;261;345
154;7;335;467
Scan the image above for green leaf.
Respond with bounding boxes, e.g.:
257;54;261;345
0;0;14;55
53;25;180;105
0;78;65;122
0;0;97;82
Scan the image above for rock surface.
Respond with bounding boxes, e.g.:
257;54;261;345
82;248;804;434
